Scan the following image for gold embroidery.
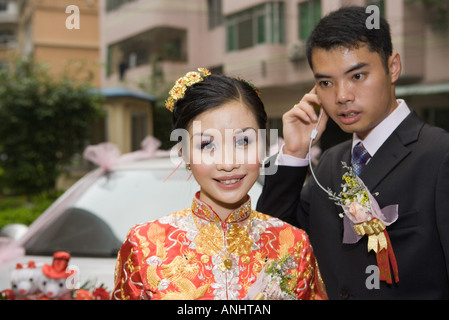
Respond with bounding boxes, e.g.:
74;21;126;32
192;211;253;270
126;251;140;273
278;228;294;258
115;198;327;300
162;252;198;278
288;269;298;293
142;224;167;261
294;241;304;260
120;279;130;300
161;278;210;300
253;251;268;273
147;223;166;243
146;266;161;291
201;255;210;263
155;238;167;261
114;251;121;284
226;222;253;256
136;229;150;259
194;223;224;256
251;210;271;221
159;251;209;300
253;263;263;273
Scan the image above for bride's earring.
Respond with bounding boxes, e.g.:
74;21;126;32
186;163;191;171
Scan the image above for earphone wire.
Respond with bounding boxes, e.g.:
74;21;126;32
308;109;332;196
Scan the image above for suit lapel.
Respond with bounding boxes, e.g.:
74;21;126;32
358;111;424;191
360;134;410;191
330;141;352;194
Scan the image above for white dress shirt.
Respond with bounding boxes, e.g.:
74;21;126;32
277;100;411;166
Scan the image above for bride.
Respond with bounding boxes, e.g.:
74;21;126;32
112;68;327;300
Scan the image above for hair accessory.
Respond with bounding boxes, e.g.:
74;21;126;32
165;68;211;112
239;78;261;98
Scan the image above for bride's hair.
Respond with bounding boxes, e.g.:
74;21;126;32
172;73;267;132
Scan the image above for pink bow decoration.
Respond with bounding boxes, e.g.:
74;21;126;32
83;136;163;171
0;238;25;264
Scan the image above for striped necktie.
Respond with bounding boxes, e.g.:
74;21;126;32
351;142;371;176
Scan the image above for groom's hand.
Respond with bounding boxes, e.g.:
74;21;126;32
282;86;328;159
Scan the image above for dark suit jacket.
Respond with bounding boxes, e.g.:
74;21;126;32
257;111;449;299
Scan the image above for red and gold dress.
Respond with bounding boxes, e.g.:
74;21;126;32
112;193;327;300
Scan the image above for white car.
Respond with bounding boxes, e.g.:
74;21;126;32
0;155;263;294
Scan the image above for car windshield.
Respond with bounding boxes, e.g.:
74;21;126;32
23;159;262;257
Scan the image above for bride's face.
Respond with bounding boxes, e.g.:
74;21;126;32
187;101;262;218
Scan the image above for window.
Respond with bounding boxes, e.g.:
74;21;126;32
0;29;15;46
237;13;253;50
226;2;285;52
106;0;137;12
298;0;321;41
257;14;266;44
25;207;122;257
106;27;187;78
0;0;8;11
131;112;148;151
208;0;223;29
422;107;449;132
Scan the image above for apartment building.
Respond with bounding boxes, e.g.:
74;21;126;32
12;0;102;86
0;0;158;155
102;0;449;147
0;0;19;67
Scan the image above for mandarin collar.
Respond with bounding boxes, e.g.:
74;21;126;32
191;192;252;224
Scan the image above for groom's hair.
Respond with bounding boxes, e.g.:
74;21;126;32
306;6;393;73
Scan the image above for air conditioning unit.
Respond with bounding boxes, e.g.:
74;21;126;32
287;41;307;62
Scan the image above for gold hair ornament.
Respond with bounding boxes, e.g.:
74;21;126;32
165;68;211;112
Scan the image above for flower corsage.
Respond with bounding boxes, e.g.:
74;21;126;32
328;162;399;284
244;254;297;300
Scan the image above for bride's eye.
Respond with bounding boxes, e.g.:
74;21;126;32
235;136;249;147
200;139;216;151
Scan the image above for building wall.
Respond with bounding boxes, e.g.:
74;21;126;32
19;0;101;86
101;0;449;136
104;97;154;153
0;0;19;64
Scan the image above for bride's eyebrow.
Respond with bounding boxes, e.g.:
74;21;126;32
191;133;213;141
234;127;257;134
190;127;257;141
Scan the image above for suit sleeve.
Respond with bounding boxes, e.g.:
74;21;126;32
256;155;309;228
435;149;449;280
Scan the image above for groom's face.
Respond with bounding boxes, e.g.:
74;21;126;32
311;44;401;140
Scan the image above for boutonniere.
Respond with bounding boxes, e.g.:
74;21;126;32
328;162;399;284
244;254;297;300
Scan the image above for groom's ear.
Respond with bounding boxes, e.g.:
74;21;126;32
389;52;402;84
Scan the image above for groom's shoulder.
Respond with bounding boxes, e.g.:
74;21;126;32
320;139;352;160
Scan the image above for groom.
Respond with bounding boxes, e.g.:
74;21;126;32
257;6;449;299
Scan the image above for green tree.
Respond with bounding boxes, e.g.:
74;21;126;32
0;57;104;196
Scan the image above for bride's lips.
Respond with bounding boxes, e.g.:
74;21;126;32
214;175;246;189
338;110;361;125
